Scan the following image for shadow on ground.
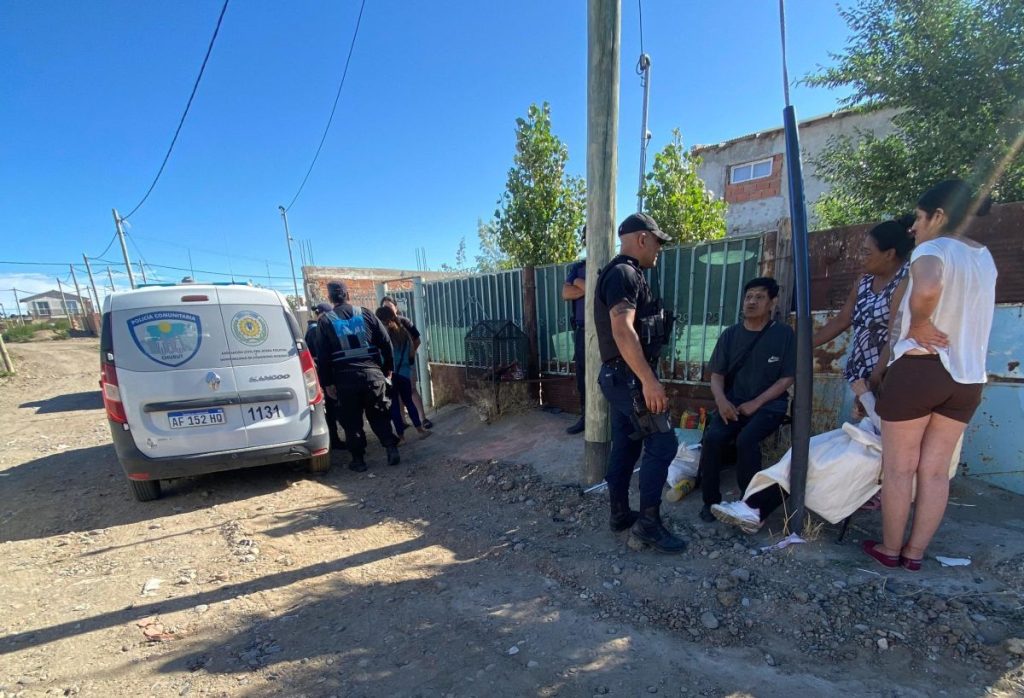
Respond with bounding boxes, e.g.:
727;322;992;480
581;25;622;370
19;390;103;414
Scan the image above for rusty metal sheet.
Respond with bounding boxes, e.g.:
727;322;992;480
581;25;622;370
987;304;1023;382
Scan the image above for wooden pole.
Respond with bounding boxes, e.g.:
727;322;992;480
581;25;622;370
0;333;13;374
584;0;620;484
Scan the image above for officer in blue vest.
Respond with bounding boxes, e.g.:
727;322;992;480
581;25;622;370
315;281;400;471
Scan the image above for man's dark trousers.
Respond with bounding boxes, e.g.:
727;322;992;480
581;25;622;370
573;325;585;413
699;410;785;505
598;361;677;509
333;367;396;456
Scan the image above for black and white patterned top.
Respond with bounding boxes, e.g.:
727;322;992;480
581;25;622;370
844;264;909;382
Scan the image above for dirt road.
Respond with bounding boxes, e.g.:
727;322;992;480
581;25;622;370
1;339;1023;697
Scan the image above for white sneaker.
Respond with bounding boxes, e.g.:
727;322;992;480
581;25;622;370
711;501;762;534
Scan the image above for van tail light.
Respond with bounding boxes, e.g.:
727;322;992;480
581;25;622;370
299;348;323;405
101;363;128;424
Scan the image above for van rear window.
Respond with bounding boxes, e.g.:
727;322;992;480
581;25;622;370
112;306;230;372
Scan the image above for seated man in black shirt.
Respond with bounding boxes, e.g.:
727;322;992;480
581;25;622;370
698;277;795;522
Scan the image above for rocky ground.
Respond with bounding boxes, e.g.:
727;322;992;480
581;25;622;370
1;338;1023;697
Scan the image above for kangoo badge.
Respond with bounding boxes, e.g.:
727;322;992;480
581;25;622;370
231;311;269;346
128;311;202;367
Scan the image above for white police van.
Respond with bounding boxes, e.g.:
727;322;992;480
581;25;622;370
100;283;331;501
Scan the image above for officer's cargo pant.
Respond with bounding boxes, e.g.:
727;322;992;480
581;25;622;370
333;367;397;456
597;360;677;510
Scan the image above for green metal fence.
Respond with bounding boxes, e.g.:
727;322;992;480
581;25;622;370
422;269;524;364
534;233;764;383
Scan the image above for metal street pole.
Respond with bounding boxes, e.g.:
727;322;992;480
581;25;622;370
636;53;652;212
278;206;302;306
82;254;101;313
111;208;137;289
584;0;620;484
778;0;812;535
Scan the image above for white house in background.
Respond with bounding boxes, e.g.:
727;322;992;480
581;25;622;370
692;108;898;237
19;289;94;321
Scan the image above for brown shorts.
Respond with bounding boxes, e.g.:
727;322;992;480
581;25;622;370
876;354;983;423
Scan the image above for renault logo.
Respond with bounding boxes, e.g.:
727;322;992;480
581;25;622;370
206;371;221;391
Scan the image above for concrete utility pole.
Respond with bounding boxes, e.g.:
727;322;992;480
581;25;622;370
111;209;137;290
278;206;302;306
11;288;24;325
56;277;70;327
69;265;87;330
584;0;620;484
107;266;116;293
82;254;101;314
636;53;652;212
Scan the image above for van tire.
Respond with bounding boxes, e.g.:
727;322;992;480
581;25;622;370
306;453;332;474
129;478;162;501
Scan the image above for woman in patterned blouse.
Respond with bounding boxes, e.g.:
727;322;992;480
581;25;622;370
813;216;915;393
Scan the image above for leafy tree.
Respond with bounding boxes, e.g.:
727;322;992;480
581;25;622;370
492;103;586;267
475;220;513;272
640;129;727;243
806;0;1024;226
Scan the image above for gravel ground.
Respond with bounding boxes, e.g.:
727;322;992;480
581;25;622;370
1;338;1023;697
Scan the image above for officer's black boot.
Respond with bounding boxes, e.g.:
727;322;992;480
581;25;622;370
629;505;687;554
608;490;638;531
566;415;585;435
386;444;401;466
349;453;367;472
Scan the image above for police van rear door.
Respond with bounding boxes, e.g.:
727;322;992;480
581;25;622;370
213;286;310;450
111;287;249;458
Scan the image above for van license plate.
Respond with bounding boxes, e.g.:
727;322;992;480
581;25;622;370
168;408;226;429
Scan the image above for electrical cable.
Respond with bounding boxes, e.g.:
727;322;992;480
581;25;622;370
126;231;292;268
635;0;646;74
121;0;230;221
283;0;366;212
87;233;119;261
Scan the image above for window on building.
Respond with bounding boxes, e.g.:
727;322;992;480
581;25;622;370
729;158;773;184
66;300;79;314
35;301;51;316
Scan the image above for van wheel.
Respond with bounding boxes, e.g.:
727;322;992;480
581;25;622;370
129;478;161;501
306;452;332;474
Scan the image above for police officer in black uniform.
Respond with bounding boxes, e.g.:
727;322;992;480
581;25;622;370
594;213;686;554
315;281;400;472
305;302;345;450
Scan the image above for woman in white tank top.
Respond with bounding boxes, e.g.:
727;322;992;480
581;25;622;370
863;180;997;572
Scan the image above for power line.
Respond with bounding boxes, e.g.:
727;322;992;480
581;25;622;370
126;231;292;268
121;0;230;221
89;233;119;261
637;0;645;58
283;0;366;212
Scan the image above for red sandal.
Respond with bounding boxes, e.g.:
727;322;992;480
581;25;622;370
862;539;900;568
899;554;922;572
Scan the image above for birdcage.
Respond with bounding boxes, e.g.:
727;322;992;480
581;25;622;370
464;319;528;382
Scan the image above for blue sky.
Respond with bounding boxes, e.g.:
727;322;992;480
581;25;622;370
0;0;854;311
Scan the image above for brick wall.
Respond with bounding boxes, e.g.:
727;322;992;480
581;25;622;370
724;154;783;205
806;201;1024;310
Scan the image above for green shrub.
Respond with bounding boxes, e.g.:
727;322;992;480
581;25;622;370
2;323;37;343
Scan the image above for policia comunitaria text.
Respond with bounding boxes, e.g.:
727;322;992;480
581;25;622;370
315;281;400;471
594;213;686;554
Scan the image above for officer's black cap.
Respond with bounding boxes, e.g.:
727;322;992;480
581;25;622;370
618;212;671;243
314;302;333;314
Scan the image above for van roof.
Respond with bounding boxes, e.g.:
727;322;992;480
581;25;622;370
104;284;286;312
